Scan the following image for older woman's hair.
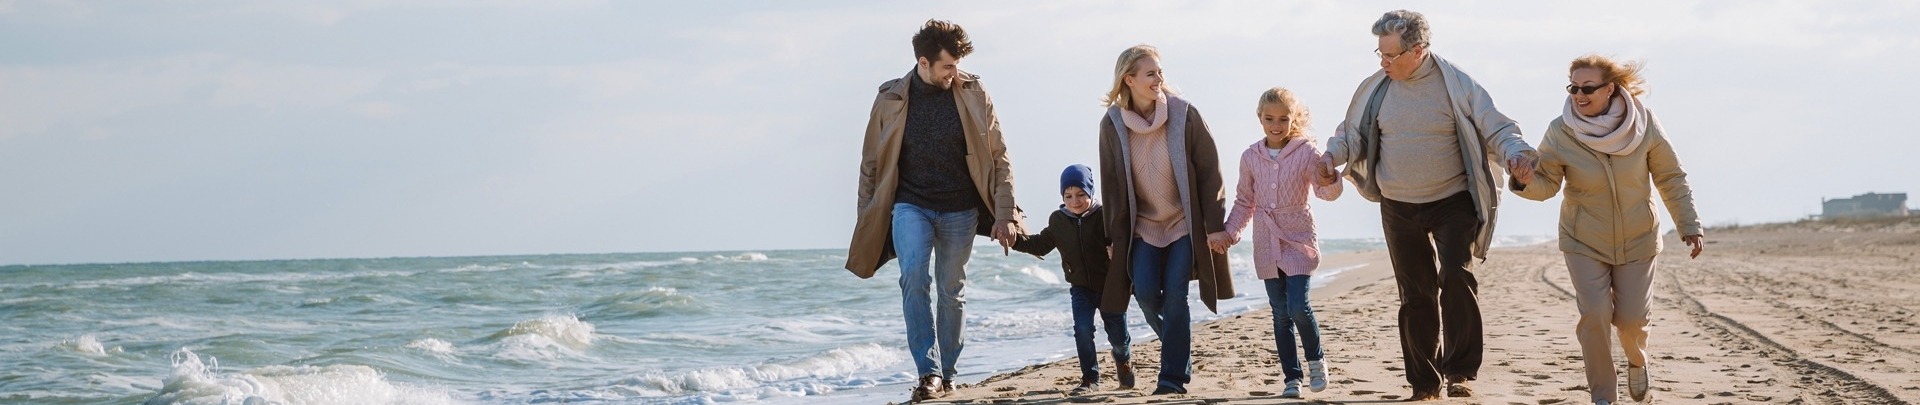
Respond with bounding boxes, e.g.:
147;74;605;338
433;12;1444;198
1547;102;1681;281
1257;87;1312;138
1101;45;1175;109
1569;54;1648;97
1371;10;1431;51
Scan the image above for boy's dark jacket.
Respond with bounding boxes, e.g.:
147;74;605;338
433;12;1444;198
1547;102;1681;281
1011;204;1111;292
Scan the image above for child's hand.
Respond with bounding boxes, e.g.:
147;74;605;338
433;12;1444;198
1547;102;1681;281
1205;231;1233;254
1315;153;1339;186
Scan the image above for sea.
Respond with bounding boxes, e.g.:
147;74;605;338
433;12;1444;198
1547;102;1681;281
0;235;1550;404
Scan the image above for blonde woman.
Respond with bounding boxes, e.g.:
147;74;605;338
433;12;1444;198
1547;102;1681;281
1094;44;1234;395
1512;54;1704;405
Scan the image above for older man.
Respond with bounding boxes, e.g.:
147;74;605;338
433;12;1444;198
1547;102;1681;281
845;19;1024;402
1319;9;1538;401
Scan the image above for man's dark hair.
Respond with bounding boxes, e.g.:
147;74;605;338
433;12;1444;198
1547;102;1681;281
911;19;973;62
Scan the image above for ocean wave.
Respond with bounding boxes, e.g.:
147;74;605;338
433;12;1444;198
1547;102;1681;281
967;310;1074;341
580;287;702;320
405;338;455;355
1491;234;1556;248
608;343;902;398
142;348;460;405
485;315;597;361
58;334;121;357
712;252;769;262
40;269;418;290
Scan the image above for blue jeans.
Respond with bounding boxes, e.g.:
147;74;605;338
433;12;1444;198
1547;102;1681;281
892;202;977;379
1130;235;1193;392
1070;285;1131;382
1265;275;1324;381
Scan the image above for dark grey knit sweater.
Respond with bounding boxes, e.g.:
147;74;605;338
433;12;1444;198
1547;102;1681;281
895;73;981;213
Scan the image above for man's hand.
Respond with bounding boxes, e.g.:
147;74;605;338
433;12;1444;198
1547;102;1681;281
991;219;1018;253
1682;234;1705;259
1507;150;1538;186
1315;153;1339;187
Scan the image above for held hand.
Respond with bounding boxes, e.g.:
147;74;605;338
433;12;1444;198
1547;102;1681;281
1315;153;1339;186
1682;234;1705;259
991;219;1017;254
1507;151;1539;186
1205;231;1233;254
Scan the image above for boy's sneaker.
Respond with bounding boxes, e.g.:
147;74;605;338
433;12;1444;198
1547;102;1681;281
1280;379;1302;398
1116;361;1137;390
1307;360;1328;392
1069;377;1096;396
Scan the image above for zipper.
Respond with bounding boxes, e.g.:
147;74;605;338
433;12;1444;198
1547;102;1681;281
1602;154;1623;262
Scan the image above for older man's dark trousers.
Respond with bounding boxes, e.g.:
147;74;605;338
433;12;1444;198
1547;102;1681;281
1380;191;1483;391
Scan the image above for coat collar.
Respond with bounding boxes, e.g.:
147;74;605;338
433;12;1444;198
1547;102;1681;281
885;66;983;98
1248;138;1310;162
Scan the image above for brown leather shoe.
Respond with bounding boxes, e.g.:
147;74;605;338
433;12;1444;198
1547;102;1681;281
1445;376;1474;398
1115;361;1137;390
911;374;946;402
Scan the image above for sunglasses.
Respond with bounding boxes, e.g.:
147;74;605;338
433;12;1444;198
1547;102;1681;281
1565;83;1609;95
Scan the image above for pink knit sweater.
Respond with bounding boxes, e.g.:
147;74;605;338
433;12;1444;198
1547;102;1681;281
1224;138;1342;279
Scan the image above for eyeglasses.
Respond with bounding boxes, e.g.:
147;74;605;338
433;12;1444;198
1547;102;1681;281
1565;83;1608;95
1373;44;1422;63
1373;48;1409;62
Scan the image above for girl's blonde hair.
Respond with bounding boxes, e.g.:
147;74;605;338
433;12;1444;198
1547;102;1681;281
1101;45;1176;109
1257;87;1312;139
1569;54;1647;97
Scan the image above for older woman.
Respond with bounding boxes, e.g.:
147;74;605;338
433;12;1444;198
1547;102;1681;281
1512;54;1705;405
1095;44;1234;395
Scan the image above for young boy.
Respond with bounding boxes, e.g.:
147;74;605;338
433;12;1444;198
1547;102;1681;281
1011;164;1133;395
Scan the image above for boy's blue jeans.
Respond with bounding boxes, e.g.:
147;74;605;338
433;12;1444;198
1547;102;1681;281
1265;274;1324;381
892;202;976;380
1130;235;1193;392
1069;285;1130;382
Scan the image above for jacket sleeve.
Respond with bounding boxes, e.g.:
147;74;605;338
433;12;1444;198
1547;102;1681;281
1310;142;1343;201
1462;76;1536;164
1325;75;1381;168
1187;106;1228;235
1010;223;1058;258
1645;113;1703;237
979;87;1021;227
858;94;886;213
1224;150;1254;235
1511;125;1566;202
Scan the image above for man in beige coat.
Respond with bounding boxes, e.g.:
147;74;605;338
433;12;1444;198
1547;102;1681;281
844;19;1024;401
1320;10;1539;400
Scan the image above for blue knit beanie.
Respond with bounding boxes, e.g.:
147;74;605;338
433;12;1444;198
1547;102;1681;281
1060;164;1095;195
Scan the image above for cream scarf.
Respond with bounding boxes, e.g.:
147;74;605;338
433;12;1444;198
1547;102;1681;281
1562;87;1646;156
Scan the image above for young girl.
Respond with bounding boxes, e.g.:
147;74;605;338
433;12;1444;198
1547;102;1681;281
1224;87;1342;399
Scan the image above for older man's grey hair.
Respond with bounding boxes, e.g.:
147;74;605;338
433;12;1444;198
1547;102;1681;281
1371;10;1431;51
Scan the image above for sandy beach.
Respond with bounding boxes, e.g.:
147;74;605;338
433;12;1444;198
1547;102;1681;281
917;216;1920;404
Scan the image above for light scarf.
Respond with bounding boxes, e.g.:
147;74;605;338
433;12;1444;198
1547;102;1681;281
1562;86;1647;156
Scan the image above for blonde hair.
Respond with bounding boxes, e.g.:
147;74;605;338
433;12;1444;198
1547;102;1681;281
1101;45;1175;109
1569;54;1647;97
1256;87;1312;139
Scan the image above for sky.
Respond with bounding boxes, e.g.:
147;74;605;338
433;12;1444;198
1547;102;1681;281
1;1;1915;265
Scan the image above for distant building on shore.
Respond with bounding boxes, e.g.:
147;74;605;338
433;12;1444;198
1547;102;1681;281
1821;192;1909;219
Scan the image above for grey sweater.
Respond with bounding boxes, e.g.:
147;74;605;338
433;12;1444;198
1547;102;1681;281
1376;56;1467;204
